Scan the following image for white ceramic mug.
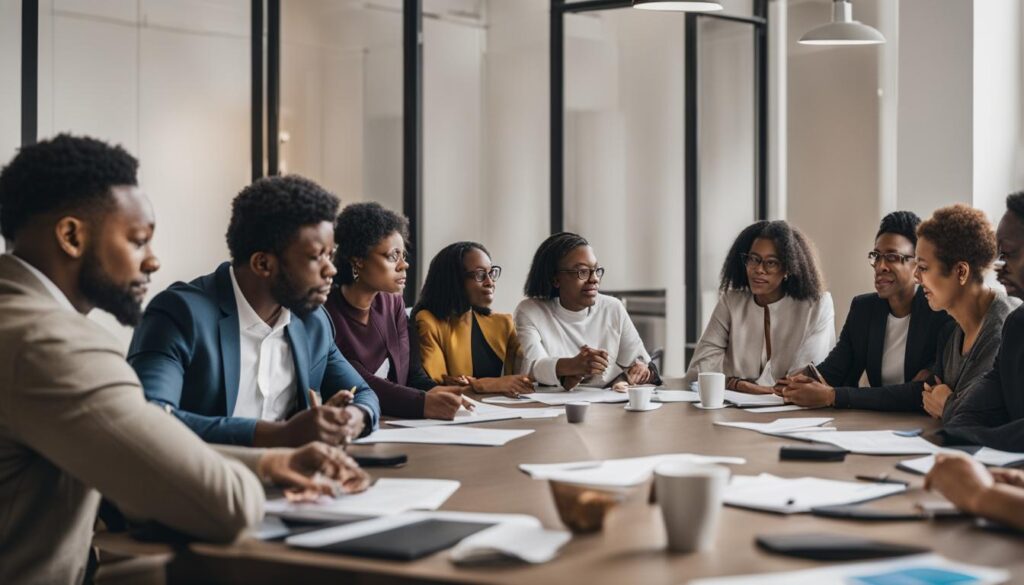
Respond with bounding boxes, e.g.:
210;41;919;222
627;386;653;410
697;372;726;408
654;461;730;553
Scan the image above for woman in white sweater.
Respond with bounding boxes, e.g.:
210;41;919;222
685;220;835;394
514;232;655;390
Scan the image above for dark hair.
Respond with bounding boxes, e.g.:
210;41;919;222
876;210;922;248
1008;191;1024;222
524;232;590;299
334;202;410;285
413;241;492;319
226;175;340;266
719;220;824;301
916;204;996;283
0;134;138;240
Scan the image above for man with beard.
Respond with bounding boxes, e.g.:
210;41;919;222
129;175;380;447
0;135;371;585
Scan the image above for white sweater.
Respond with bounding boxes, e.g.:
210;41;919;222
685;290;836;385
513;294;651;387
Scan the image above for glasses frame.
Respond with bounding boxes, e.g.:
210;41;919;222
557;267;606;281
740;253;782;274
465;266;502;283
868;251;915;267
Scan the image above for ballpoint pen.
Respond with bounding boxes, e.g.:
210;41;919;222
855;474;909;486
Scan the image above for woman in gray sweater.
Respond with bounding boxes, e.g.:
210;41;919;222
784;204;1020;418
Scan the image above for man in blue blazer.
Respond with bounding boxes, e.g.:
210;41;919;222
128;176;379;446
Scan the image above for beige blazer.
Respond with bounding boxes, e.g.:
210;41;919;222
0;255;266;585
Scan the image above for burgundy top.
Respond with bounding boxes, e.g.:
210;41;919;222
324;288;435;418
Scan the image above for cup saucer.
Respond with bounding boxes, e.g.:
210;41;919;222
624;402;663;412
693;402;729;410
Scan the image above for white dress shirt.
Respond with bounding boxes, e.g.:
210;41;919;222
7;254;76;312
229;267;297;421
880;312;911;386
685;290;836;385
513;294;651;387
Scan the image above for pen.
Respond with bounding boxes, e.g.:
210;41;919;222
855;474;909;486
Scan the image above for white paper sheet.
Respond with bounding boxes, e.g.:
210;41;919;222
450;522;572;565
687;553;1009;585
714;417;834;435
265;478;460;521
744;404;812;413
653;390;702;403
899;447;1024;475
285;510;539;549
386;398;562;428
723;473;906;514
785;430;940;455
525;388;629;405
722;389;785;407
355;426;535;446
519;453;746;488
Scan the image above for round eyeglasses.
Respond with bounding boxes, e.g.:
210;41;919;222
465;266;502;282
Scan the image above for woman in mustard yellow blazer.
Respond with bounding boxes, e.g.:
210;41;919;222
412;242;533;397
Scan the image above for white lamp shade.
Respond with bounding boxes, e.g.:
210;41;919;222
632;0;724;12
799;21;885;45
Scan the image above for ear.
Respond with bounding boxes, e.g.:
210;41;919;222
956;261;969;285
249;252;276;278
54;216;88;260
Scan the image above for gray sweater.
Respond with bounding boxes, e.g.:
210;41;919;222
834;290;1020;415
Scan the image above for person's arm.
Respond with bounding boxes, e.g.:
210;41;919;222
321;341;380;436
684;296;732;383
128;297;258;445
925;453;1024;531
12;319;263;542
815;297;859;387
788;293;837;377
613;300;659;385
404;314;437;391
413;312;449;383
348;357;427;419
514;303;561;386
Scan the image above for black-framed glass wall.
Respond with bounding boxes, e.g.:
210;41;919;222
550;0;768;370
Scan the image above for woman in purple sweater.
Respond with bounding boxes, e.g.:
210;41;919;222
326;203;465;420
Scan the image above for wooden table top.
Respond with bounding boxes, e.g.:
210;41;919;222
95;387;1024;585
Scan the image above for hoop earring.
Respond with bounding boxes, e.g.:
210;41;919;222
352;267;360;282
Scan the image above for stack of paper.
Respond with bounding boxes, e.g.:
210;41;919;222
784;430;940;455
899;447;1024;475
387;397;562;428
265;478;460;521
723;390;786;408
653;390;702;403
525;388;629;405
723;473;906;514
519;453;746;488
355;426;534;446
687;554;1009;584
714;417;834;436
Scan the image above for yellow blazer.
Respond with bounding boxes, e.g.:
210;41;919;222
415;309;521;382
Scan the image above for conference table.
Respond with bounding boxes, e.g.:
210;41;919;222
95;383;1024;584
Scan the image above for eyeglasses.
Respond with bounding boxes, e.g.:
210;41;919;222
868;251;915;267
994;253;1007;270
379;249;409;264
558;267;606;281
465;266;502;282
741;253;782;274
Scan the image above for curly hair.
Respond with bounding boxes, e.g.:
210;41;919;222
413;241;492;319
877;210;922;247
1008;191;1024;222
226;175;340;266
719;220;824;301
524;232;590;299
916;204;996;282
0;134;138;240
334;202;410;285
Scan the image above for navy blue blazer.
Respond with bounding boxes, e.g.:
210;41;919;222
128;263;380;445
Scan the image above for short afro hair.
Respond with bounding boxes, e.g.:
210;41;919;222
414;241;492;319
720;220;825;301
877;210;922;248
0;134;138;240
334;202;410;285
1007;191;1024;222
916;204;996;283
226;175;340;266
524;232;590;299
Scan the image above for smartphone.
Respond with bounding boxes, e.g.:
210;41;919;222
353;454;408;468
804;363;825;384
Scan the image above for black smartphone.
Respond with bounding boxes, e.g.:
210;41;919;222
353;454;408;468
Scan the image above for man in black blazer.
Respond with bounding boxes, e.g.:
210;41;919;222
780;211;952;406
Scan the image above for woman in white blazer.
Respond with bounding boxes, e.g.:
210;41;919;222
685;220;835;394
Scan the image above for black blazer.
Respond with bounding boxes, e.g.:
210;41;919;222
817;288;952;388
